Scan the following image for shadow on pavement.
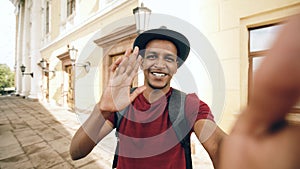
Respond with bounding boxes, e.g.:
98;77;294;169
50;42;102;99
0;95;111;169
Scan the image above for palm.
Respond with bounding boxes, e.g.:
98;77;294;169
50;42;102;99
102;83;131;112
99;47;144;112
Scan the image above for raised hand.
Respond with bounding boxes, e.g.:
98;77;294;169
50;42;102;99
98;47;146;116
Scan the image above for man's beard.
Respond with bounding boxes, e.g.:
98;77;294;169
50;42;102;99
147;80;168;90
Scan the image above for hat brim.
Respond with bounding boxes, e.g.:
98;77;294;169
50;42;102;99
133;28;190;67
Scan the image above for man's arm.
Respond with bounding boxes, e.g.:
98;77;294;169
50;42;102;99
194;119;227;168
235;14;300;135
69;105;113;160
219;14;300;169
69;47;145;160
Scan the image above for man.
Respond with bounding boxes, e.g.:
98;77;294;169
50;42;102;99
70;27;226;169
219;14;300;169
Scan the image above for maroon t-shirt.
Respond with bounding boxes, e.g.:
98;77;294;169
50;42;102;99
108;88;214;169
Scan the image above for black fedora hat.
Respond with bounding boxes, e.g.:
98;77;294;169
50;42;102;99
133;27;190;67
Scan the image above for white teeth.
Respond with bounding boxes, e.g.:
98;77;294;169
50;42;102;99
152;72;166;77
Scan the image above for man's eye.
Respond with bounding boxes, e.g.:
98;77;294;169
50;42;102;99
165;57;175;62
146;55;157;60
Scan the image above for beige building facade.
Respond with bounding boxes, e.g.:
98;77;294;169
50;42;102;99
10;0;300;167
10;0;300;132
197;0;300;131
10;0;140;109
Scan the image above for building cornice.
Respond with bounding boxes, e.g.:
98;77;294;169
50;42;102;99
40;0;137;53
94;24;136;47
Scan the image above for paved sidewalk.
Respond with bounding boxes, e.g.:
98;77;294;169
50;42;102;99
0;96;113;169
0;95;214;169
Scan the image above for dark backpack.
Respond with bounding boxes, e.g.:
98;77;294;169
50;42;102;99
112;88;193;169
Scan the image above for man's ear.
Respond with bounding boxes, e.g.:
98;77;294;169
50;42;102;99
175;61;180;73
176;58;183;69
140;58;144;70
174;63;178;74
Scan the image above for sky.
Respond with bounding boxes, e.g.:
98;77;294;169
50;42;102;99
0;1;15;70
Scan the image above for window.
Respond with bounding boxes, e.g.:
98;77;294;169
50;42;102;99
42;0;51;44
248;24;300;113
60;0;76;34
248;24;283;94
67;0;76;17
248;24;282;90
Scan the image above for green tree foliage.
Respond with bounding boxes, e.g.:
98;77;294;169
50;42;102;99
0;64;15;91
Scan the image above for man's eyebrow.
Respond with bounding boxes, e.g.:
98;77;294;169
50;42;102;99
145;50;157;55
145;49;177;57
165;53;176;57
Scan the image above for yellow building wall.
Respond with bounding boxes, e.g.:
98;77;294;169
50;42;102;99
197;0;300;132
40;0;138;110
77;0;99;20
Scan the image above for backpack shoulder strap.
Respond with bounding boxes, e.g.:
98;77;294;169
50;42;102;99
168;89;188;140
112;87;137;168
169;88;193;169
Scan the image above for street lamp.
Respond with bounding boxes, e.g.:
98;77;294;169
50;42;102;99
68;46;91;111
133;3;151;34
68;46;78;64
40;58;47;69
40;58;55;75
68;46;90;72
20;64;34;78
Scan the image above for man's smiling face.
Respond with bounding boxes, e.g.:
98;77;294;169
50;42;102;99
141;39;178;91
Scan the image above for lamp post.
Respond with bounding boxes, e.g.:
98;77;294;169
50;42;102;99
69;46;90;72
40;58;55;75
68;46;91;111
20;64;34;78
40;58;47;70
69;46;78;64
133;3;151;34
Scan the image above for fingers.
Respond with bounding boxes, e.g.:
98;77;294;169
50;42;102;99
115;48;131;75
127;47;142;79
128;55;142;80
116;47;141;77
110;48;132;73
110;56;123;72
124;47;133;57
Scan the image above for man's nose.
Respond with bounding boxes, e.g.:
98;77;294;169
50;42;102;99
153;57;166;68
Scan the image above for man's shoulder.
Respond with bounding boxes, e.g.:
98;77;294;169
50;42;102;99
171;88;199;100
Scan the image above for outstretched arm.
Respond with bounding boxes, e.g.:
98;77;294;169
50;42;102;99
70;47;146;160
219;14;300;169
237;14;300;134
194;119;227;168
